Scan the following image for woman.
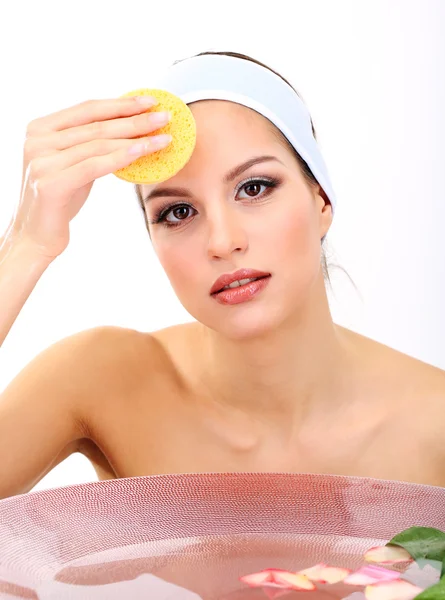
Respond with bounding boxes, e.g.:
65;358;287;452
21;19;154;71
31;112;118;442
0;50;444;501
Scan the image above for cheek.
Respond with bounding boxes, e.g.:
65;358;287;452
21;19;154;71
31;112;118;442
265;202;315;257
264;201;322;296
155;241;200;293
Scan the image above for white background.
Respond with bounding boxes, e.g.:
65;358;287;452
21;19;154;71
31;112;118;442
0;0;443;493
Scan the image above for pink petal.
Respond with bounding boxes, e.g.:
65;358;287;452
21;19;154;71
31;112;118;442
240;569;315;591
364;580;423;600
298;563;351;584
344;566;402;586
240;570;275;586
273;572;316;591
364;546;413;565
317;567;351;584
299;563;328;576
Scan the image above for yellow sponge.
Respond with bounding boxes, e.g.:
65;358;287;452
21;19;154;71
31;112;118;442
113;88;196;184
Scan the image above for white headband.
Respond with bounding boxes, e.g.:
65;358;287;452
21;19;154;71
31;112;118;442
153;54;337;216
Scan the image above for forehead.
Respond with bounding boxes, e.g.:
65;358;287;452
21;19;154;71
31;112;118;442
190;98;267;125
140;99;283;197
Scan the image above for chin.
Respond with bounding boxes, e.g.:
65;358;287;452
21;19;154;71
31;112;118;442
193;301;289;341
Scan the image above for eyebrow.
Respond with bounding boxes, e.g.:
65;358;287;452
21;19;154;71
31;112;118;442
142;155;284;203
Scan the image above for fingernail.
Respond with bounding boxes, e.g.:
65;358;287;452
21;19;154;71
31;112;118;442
128;142;149;155
135;95;158;106
150;111;171;123
128;134;172;156
150;133;172;147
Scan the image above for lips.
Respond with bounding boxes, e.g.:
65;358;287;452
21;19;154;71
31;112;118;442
210;269;271;295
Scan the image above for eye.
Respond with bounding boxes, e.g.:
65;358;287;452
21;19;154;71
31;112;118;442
148;176;281;229
148;203;196;227
167;205;192;222
236;177;280;201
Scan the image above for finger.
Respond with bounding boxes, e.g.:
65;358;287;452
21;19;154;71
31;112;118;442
26;96;158;135
28;134;169;175
28;110;171;155
34;135;172;196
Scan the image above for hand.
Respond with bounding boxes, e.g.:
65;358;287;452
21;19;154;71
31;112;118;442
9;95;171;260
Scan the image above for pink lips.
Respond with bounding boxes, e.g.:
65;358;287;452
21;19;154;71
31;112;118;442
211;275;271;306
210;268;271;295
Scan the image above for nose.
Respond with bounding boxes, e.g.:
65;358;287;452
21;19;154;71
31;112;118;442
206;203;248;260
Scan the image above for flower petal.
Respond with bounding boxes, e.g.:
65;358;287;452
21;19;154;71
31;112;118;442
240;569;315;591
273;572;316;590
298;563;351;584
344;566;401;586
365;546;414;565
240;570;275;586
364;580;423;600
298;564;328;580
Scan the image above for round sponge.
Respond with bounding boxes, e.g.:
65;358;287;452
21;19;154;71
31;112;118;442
113;88;196;184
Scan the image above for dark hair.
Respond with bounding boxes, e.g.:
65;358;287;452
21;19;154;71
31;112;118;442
134;50;356;293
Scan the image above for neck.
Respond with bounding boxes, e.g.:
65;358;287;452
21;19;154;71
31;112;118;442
196;276;356;426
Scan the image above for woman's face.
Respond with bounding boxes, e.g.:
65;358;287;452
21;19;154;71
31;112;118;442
140;100;332;339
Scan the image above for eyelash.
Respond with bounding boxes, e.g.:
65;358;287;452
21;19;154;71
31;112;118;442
147;176;281;228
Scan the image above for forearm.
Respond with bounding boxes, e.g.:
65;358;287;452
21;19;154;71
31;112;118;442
0;236;53;347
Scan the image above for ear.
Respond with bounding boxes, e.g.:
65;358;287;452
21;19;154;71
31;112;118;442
314;184;333;239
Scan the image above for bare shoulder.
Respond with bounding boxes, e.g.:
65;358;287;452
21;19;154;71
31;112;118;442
0;324;168;497
31;324;180;419
57;324;181;382
343;326;445;413
69;322;198;392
